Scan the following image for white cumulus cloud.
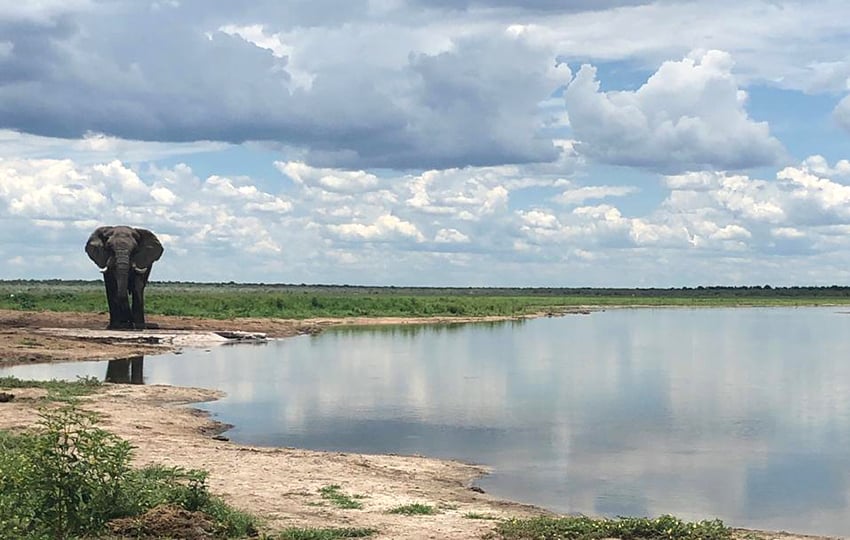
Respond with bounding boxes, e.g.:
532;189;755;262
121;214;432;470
553;184;638;205
564;50;784;172
435;228;471;244
328;214;426;243
276;161;381;193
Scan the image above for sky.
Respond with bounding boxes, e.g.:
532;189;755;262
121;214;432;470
1;0;850;287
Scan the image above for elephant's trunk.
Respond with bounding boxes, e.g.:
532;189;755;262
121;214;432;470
113;250;132;298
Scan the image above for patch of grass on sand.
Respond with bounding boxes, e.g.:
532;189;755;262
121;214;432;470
464;512;499;520
0;375;102;402
277;527;377;539
318;485;364;510
492;515;731;540
386;503;437;516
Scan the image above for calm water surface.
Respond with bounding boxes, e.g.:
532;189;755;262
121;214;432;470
4;307;850;537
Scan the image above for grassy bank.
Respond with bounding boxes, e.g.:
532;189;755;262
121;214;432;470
2;281;850;319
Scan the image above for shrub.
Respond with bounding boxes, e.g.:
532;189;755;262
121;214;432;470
0;405;259;539
0;406;132;539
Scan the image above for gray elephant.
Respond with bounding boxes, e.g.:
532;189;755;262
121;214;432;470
85;226;163;330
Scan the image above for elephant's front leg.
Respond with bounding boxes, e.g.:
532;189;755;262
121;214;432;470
130;271;148;329
102;270;121;329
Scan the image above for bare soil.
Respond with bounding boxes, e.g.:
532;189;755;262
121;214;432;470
0;309;841;540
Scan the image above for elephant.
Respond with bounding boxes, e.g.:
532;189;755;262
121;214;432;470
85;226;163;330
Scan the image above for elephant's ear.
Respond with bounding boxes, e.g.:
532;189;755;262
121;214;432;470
85;227;113;268
132;228;163;269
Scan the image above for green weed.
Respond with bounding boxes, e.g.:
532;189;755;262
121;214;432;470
387;503;437;515
464;512;499;520
319;485;364;509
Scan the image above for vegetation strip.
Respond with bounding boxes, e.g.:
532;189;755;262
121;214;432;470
4;281;850;320
0;375;102;402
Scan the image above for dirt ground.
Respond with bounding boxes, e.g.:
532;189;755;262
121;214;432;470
0;309;841;540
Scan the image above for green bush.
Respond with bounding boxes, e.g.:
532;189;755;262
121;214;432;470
0;406;132;539
0;405;259;539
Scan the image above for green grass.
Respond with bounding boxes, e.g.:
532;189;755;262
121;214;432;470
278;527;377;539
492;515;731;540
386;503;437;515
318;485;364;510
464;512;499;520
0;375;102;402
3;281;850;321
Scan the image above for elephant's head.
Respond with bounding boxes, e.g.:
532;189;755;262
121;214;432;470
85;226;163;277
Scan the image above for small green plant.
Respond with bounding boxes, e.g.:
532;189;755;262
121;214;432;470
200;496;261;538
319;484;364;510
278;526;377;539
18;337;41;347
464;512;499;520
493;515;732;540
0;376;102;402
387;503;437;516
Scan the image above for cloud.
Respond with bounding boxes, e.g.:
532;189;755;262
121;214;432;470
0;129;229;164
497;2;850;93
409;0;651;13
328;214;426;243
564;50;784;172
553;184;638;205
6;147;850;286
0;3;562;169
511;155;850;269
0;157;297;280
802;155;850;178
276;161;380;193
435;228;471;243
0;0;91;22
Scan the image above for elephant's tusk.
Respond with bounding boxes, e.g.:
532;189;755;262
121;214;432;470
132;265;148;273
99;267;108;273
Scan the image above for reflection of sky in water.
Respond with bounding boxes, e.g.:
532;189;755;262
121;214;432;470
3;308;850;537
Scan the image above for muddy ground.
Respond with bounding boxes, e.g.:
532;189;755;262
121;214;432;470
0;308;841;539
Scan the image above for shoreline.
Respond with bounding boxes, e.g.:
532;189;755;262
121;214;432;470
0;308;844;539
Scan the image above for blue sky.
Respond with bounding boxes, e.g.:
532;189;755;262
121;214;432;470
1;0;850;286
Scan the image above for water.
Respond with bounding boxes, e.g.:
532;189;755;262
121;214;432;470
4;307;850;537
